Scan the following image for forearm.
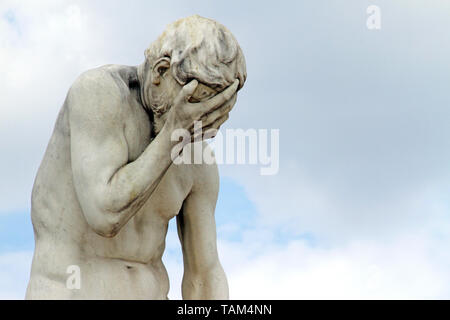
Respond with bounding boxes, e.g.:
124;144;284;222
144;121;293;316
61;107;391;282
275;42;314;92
182;266;229;300
102;124;177;227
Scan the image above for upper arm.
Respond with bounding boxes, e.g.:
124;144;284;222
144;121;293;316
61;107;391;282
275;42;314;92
177;160;221;273
68;70;129;234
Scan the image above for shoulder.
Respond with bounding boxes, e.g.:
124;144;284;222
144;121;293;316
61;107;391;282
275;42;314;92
67;65;127;123
68;65;130;101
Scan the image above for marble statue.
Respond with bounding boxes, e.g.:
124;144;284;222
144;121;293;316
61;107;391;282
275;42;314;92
26;15;246;299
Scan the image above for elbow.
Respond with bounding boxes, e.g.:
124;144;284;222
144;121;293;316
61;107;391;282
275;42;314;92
77;187;130;238
93;225;120;238
87;194;132;237
84;209;122;238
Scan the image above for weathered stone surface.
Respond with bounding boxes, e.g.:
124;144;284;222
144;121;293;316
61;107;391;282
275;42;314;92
26;15;246;300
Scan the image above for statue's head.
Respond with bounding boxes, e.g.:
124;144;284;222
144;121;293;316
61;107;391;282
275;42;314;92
138;15;247;133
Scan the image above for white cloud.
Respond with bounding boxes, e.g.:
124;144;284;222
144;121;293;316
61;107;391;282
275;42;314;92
163;218;450;299
220;231;450;299
219;163;450;245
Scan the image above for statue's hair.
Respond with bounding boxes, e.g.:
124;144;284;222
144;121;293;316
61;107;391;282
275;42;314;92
145;15;247;92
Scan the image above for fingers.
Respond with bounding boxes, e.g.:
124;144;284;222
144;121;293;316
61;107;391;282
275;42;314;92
199;79;239;113
201;93;237;127
199;114;229;140
208;113;229;131
191;113;228;141
175;79;238;141
176;80;199;104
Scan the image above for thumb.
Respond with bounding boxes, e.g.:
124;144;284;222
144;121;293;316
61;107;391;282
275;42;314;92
181;79;198;101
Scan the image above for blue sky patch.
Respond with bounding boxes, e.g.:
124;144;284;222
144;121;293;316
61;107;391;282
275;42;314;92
0;211;34;253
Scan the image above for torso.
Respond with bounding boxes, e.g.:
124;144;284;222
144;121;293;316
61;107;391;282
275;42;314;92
26;65;196;299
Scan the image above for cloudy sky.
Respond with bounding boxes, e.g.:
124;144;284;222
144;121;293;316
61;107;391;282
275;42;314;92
1;0;450;299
